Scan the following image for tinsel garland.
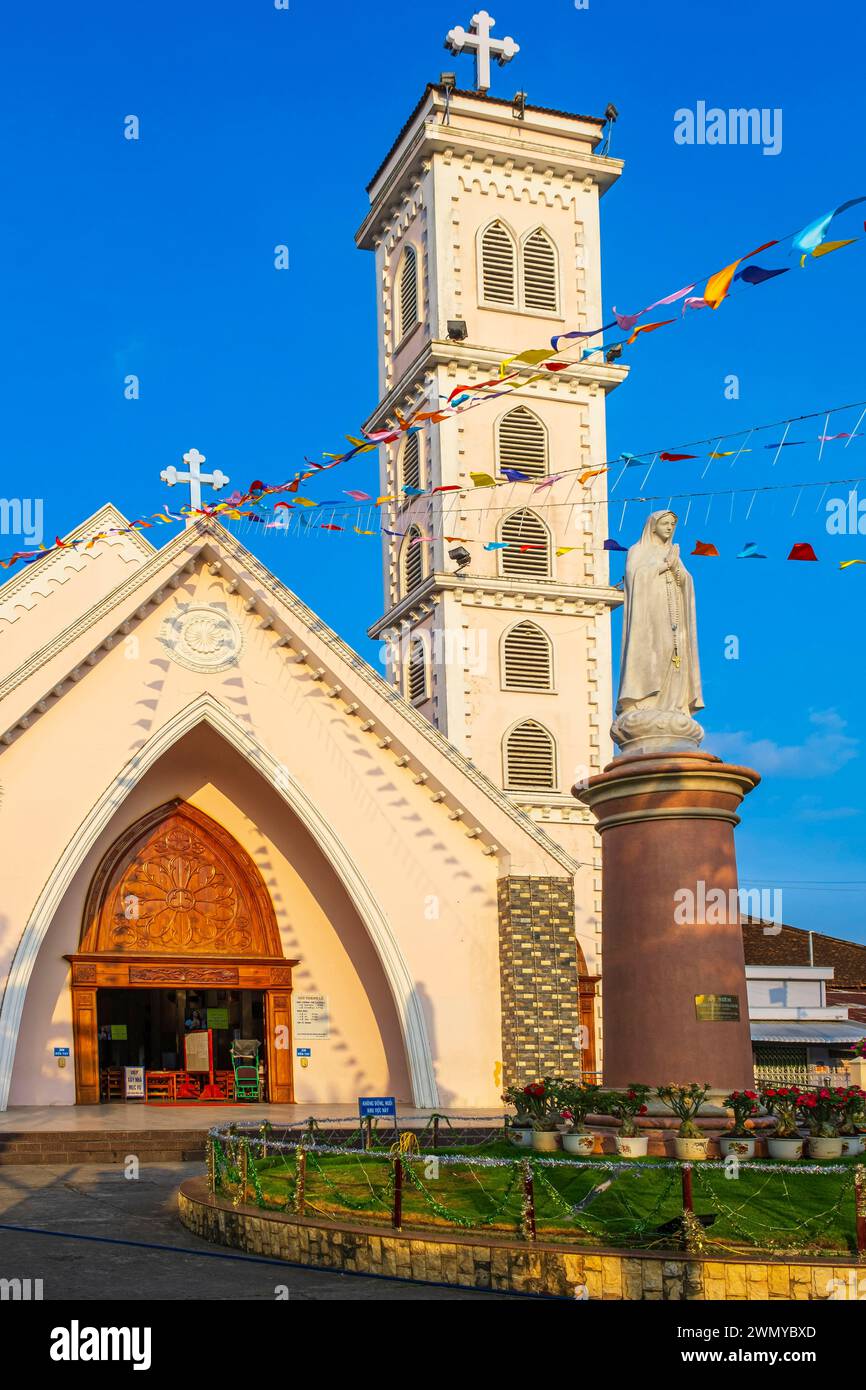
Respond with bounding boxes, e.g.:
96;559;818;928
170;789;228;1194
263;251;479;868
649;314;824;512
400;1154;522;1229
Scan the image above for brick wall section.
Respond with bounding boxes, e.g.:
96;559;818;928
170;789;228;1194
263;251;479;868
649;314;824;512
497;875;582;1086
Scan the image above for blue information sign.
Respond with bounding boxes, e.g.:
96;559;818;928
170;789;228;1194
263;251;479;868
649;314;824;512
359;1096;397;1119
53;1047;70;1057
296;1048;312;1057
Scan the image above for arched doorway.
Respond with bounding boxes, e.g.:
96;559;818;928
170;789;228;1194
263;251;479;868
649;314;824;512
66;799;298;1104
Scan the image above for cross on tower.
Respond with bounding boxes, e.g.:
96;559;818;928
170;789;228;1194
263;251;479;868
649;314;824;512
444;10;519;94
160;448;230;524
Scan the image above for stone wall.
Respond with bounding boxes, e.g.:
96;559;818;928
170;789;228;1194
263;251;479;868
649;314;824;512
178;1179;863;1300
497;875;582;1086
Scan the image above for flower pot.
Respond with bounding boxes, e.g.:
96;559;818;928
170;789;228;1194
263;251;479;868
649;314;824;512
674;1137;711;1161
807;1135;844;1160
507;1126;533;1148
719;1136;756;1160
562;1132;595;1156
767;1136;803;1160
841;1135;864;1157
531;1130;561;1153
615;1135;649;1158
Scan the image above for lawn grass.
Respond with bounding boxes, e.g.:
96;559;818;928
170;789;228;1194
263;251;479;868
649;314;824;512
216;1140;864;1255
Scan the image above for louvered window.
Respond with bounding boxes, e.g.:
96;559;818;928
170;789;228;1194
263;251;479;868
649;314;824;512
407;637;428;703
500;509;551;578
401;432;421;493
504;720;557;791
398;246;419;341
481;222;517;306
401;527;424;596
503;622;553;691
522;229;559;313
497;406;548;480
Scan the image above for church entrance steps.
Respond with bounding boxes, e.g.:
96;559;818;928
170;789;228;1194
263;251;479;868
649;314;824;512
0;1130;207;1165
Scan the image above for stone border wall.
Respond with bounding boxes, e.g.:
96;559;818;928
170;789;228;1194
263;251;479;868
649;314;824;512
178;1178;863;1300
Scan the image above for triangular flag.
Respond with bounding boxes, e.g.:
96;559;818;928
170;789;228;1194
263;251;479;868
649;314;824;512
579;467;608;484
500;468;532;482
604;538;628;552
737;542;767;560
812;237;857;259
556;546;578;556
470;472;497;487
788;542;818;561
840;559;866;569
660;452;697;462
704;240;777;309
691;541;720;557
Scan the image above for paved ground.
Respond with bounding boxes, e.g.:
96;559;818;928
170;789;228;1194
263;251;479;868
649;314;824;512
0;1163;520;1301
0;1103;502;1132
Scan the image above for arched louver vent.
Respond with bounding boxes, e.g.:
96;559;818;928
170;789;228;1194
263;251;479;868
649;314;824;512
398;246;419;341
503;622;553;692
504;720;557;792
401;432;421;493
522;229;559;313
481;222;517;306
407;637;428;703
401;527;424;596
500;510;551;578
497;406;548;480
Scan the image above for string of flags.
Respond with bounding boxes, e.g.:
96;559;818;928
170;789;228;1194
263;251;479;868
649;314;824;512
2;193;866;577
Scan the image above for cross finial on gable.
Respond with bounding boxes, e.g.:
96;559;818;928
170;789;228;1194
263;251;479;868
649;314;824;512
160;447;230;526
444;10;519;94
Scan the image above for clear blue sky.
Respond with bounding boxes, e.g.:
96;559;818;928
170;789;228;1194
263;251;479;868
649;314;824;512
1;1;864;939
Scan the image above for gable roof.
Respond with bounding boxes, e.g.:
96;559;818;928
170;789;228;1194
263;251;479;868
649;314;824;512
0;516;579;875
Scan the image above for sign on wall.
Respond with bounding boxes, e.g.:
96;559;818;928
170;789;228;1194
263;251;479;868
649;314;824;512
694;993;741;1022
359;1097;397;1119
207;1008;229;1030
293;994;330;1040
184;1029;213;1074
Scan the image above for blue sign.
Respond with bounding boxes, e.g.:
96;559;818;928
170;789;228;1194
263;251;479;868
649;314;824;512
359;1096;397;1119
296;1048;312;1057
53;1047;70;1057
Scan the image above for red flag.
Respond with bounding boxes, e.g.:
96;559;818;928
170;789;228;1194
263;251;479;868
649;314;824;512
691;541;720;557
788;542;818;561
660;452;698;462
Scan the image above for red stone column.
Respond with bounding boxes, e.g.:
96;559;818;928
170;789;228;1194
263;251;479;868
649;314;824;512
577;751;760;1092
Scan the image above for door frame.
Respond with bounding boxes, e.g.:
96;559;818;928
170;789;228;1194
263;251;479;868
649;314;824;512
67;953;298;1105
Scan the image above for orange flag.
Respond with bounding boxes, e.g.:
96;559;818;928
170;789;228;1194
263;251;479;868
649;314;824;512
626;318;675;345
691;540;720;557
704;240;778;309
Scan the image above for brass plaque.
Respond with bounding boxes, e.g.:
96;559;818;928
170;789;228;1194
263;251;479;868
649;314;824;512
695;993;741;1022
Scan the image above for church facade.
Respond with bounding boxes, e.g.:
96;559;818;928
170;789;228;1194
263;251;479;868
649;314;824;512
0;83;623;1111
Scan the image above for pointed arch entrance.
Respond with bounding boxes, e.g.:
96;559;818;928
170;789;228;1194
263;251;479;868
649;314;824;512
66;800;298;1104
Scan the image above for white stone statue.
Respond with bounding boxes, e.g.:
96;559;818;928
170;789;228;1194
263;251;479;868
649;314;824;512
611;511;705;754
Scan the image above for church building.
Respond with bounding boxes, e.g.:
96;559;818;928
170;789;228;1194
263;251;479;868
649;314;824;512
0;67;626;1111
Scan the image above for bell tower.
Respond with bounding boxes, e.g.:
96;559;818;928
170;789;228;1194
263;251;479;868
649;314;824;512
357;65;627;855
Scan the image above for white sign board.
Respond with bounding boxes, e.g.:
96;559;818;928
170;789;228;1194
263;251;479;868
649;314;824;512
124;1066;145;1099
293;994;330;1040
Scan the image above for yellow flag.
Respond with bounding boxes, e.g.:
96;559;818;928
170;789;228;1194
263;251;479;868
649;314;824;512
470;472;497;487
812;238;857;259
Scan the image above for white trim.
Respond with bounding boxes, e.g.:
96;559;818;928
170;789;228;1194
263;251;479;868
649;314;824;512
0;693;439;1110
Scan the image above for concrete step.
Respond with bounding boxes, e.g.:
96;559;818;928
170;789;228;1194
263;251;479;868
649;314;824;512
0;1131;207;1165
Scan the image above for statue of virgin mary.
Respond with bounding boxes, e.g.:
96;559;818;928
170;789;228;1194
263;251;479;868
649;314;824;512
612;511;704;751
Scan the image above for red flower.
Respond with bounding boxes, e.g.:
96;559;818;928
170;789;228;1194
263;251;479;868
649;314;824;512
744;1090;757;1100
639;1104;648;1115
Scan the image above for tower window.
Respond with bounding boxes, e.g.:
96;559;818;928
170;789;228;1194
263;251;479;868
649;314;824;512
480;221;517;306
502;621;553;692
400;431;421;493
400;526;425;596
499;509;551;578
522;228;559;314
398;246;419;342
504;720;557;791
407;636;429;704
497;406;548;480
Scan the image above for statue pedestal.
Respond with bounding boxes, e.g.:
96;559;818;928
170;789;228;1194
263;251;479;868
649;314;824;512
576;750;760;1092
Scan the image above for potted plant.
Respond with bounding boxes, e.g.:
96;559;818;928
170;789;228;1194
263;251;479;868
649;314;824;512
720;1089;759;1159
558;1081;604;1155
840;1086;866;1155
801;1087;844;1159
502;1084;534;1147
657;1083;713;1160
760;1086;804;1160
521;1078;564;1153
606;1085;651;1157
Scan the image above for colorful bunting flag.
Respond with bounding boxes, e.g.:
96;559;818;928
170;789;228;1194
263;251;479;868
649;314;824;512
691;541;720;557
788;543;818;561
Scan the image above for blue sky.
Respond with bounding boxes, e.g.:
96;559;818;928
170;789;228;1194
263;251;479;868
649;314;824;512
1;1;865;938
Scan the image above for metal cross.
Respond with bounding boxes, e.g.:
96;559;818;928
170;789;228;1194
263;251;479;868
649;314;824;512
445;10;519;94
160;448;230;524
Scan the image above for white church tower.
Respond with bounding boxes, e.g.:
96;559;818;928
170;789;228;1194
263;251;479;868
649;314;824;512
356;18;627;876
